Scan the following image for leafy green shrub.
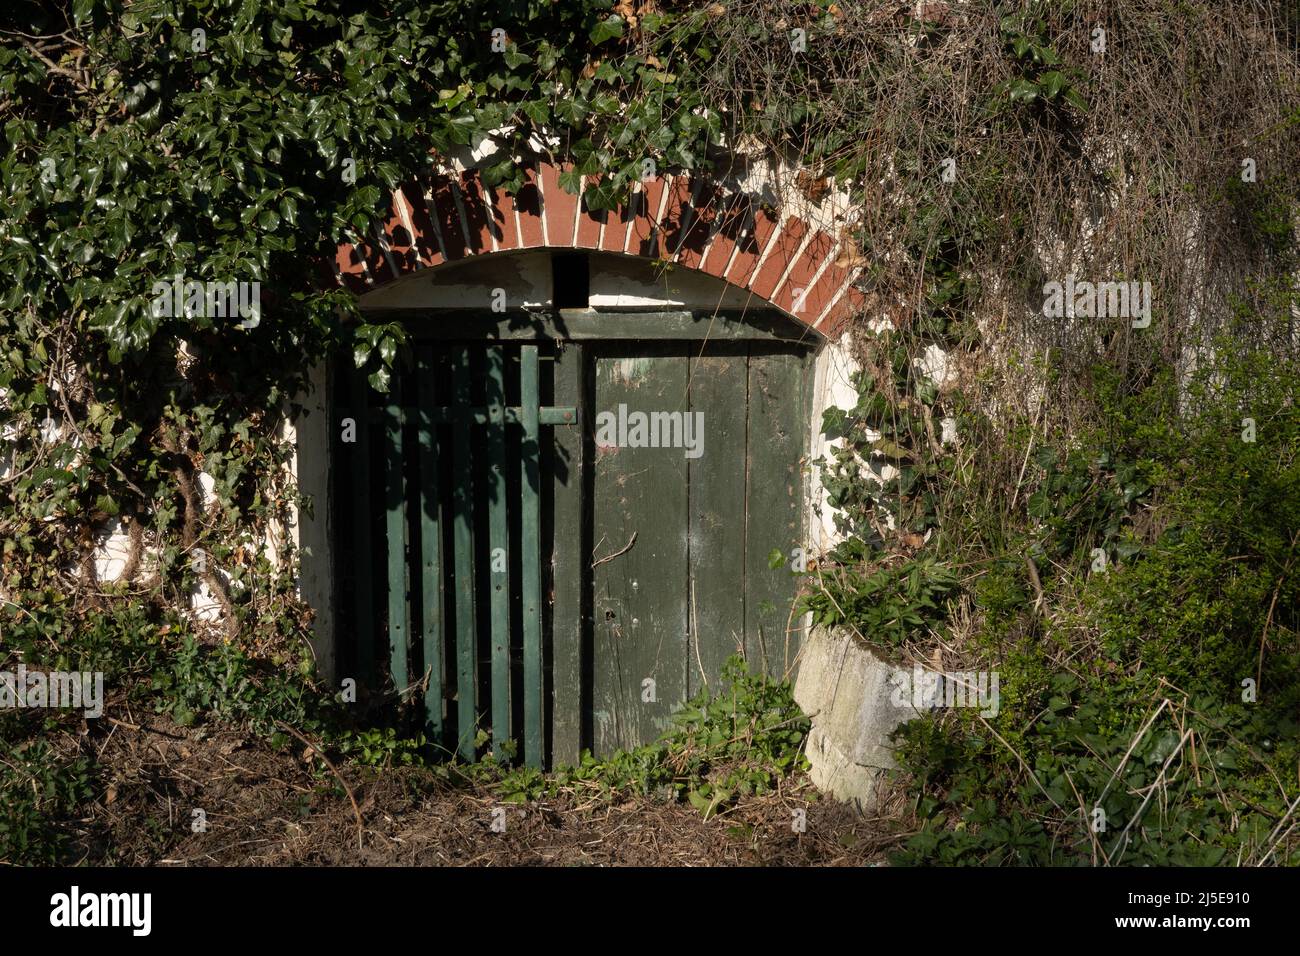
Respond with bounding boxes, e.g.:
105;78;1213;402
890;342;1300;866
0;735;95;865
492;657;809;818
335;727;430;769
801;542;960;648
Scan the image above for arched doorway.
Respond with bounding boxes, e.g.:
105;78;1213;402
322;162;863;767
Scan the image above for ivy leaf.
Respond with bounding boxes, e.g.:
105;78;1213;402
589;14;625;44
872;437;913;460
502;48;531;69
821;406;849;440
1038;70;1069;100
1008;79;1039;102
520;99;550;127
557;166;583;195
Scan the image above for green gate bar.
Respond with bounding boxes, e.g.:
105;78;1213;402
520;345;543;767
347;364;375;684
485;347;511;757
451;350;477;759
357;345;574;766
415;349;443;745
384;392;410;693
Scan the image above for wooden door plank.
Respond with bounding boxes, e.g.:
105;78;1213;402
744;351;806;677
686;353;748;697
550;342;585;766
592;353;690;754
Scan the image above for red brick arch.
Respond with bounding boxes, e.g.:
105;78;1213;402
331;161;864;336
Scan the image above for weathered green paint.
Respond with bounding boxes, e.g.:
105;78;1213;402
744;351;806;676
384;391;410;693
549;342;585;766
337;317;810;764
686;353;748;696
485;347;511;756
592;351;690;754
520;345;544;767
415;348;444;743
347;364;375;684
451;349;478;759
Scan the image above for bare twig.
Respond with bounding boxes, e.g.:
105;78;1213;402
591;531;637;568
276;722;365;851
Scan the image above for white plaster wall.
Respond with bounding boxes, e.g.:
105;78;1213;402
807;330;861;554
357;249;774;315
359;249;551;312
587;253;761;310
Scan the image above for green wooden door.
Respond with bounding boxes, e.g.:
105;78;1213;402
589;344;809;756
334;327;810;767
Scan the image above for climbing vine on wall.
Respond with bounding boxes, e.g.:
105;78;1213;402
0;0;785;637
2;0;1297;663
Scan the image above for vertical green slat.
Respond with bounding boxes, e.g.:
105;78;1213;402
591;352;690;755
549;343;585;766
687;353;748;697
452;349;478;759
384;384;410;694
744;350;806;675
485;347;511;758
348;363;375;685
416;348;443;744
520;345;544;767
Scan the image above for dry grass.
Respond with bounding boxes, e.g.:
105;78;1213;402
60;715;902;867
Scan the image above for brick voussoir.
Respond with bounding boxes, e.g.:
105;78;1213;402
326;164;865;339
750;216;807;300
539;162;579;249
380;198;420;276
396;181;444;268
511;162;545;249
658;174;695;262
458;169;495;256
815;284;867;337
772;230;836;314
575;173;606;249
600;183;634;253
674;178;723;270
627;176;668;258
430;176;469;262
724;201;780;288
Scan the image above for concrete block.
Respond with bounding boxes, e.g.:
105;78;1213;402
794;625;914;809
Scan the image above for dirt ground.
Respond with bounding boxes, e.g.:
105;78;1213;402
67;712;906;866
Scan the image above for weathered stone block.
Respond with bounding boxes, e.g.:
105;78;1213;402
794;625;913;810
